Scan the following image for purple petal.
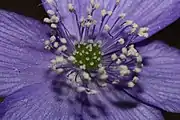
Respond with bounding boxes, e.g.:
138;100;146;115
1;83;163;120
0;10;54;96
41;0;179;42
0;83;73;120
128;41;180;112
81;85;164;120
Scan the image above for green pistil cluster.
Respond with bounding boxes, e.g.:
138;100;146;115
73;43;102;70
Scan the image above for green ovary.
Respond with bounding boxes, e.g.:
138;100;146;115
73;43;102;70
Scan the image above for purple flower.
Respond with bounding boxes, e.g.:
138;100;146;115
0;0;180;119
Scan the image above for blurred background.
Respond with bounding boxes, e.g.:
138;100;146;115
0;0;179;119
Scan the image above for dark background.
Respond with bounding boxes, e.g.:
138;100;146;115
0;0;180;119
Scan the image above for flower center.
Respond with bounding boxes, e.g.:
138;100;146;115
42;0;150;94
73;43;102;70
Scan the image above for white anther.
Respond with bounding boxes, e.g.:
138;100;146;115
138;27;149;38
119;54;126;59
51;23;57;29
56;56;65;63
43;18;51;23
118;38;125;45
85;21;92;27
51;15;59;23
133;76;139;83
94;3;100;9
56;68;64;74
122;47;128;55
130;27;137;33
116;59;122;64
44;40;50;45
128;81;135;88
107;11;113;16
104;24;110;31
136;55;142;62
119;65;128;69
119;13;126;19
124;20;133;26
60;38;67;44
45;46;51;50
101;9;107;17
82;72;91;80
112;80;120;84
47;10;55;15
50;59;56;64
53;42;59;48
111;53;118;61
100;74;108;80
98;67;105;73
116;0;121;4
143;33;149;38
76;86;86;92
129;44;134;48
133;67;141;73
68;3;74;12
90;0;95;5
68;56;76;61
50;35;56;42
132;23;139;28
127;46;138;56
80;17;85;27
46;0;54;4
57;45;67;52
87;15;93;20
120;69;130;76
51;65;57;71
80;65;86;70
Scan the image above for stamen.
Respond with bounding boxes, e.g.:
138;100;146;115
47;10;55;15
104;24;111;31
60;38;67;44
82;72;91;81
133;67;141;73
43;18;51;23
51;23;57;29
101;9;107;17
138;27;149;38
119;13;126;19
119;54;126;60
118;38;125;45
127;81;135;88
111;53;118;61
116;59;122;64
68;3;75;12
124;20;133;26
46;0;54;4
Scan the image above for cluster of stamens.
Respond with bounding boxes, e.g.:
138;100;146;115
43;0;149;94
